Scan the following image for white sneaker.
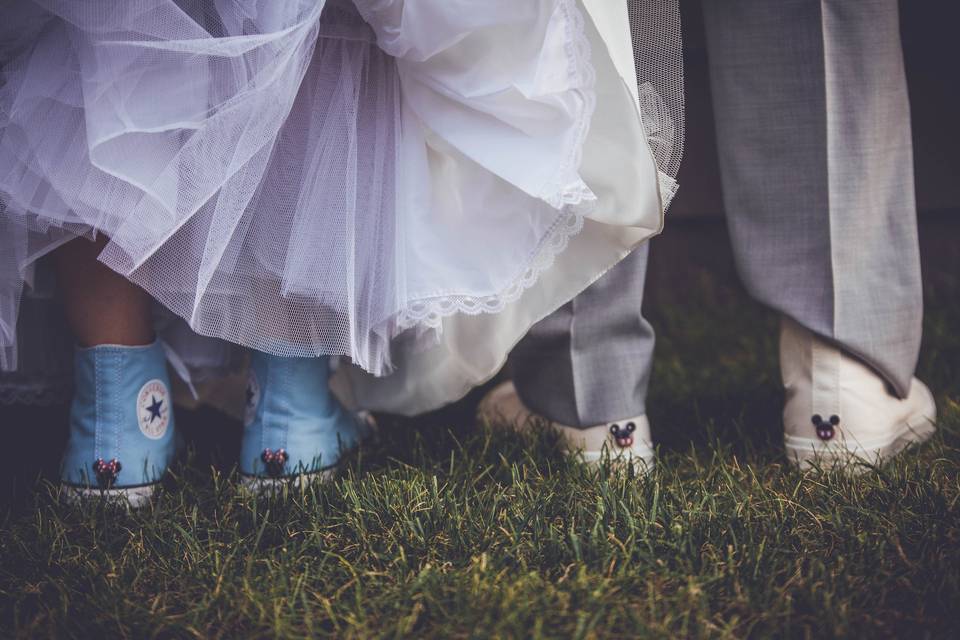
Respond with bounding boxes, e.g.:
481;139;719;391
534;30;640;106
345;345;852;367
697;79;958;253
780;316;937;469
478;381;655;472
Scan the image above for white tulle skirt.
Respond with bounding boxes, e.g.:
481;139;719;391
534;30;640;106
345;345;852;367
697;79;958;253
0;0;682;414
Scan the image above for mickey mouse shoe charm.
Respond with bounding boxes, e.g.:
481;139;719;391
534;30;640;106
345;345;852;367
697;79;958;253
610;422;637;448
812;414;839;441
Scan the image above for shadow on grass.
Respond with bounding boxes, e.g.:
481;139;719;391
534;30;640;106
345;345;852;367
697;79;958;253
1;240;959;637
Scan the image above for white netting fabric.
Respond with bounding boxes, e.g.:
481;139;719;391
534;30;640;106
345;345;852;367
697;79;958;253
629;0;685;206
0;0;683;384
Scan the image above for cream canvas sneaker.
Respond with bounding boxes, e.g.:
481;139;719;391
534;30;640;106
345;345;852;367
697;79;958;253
478;381;655;472
780;317;936;469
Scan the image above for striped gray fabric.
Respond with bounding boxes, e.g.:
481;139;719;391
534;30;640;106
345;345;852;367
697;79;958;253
514;0;922;427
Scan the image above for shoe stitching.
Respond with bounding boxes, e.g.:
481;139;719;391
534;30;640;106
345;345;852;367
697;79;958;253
115;350;121;470
94;349;102;465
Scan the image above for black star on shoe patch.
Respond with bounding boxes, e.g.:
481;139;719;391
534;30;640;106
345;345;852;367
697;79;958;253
137;379;170;440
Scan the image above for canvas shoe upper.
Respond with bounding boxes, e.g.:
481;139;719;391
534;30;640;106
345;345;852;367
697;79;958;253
60;341;176;507
478;381;655;472
780;316;936;469
240;352;374;487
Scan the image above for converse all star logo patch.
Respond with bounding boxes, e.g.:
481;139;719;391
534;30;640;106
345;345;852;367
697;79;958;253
244;371;260;428
137;379;170;440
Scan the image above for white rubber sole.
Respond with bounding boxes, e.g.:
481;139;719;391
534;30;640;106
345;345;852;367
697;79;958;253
578;445;656;474
238;411;377;496
239;467;339;496
785;412;937;470
60;483;158;509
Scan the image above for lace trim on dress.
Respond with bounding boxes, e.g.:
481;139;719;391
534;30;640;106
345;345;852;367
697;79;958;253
393;0;597;332
537;0;598;211
395;208;585;330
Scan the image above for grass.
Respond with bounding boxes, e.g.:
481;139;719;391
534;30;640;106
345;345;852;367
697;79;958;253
1;272;958;638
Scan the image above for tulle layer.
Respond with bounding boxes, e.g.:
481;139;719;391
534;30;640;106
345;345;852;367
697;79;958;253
1;0;602;376
0;0;683;412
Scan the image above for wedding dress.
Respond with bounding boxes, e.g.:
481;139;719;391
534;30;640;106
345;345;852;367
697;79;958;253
0;0;683;414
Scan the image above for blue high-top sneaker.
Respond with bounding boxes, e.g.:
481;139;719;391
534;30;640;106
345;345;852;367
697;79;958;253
61;341;176;507
240;352;374;490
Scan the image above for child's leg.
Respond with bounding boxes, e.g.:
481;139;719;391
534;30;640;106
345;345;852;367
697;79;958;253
54;236;175;506
53;235;154;347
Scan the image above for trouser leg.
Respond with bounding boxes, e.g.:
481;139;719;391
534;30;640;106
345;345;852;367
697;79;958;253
512;243;654;428
702;0;922;396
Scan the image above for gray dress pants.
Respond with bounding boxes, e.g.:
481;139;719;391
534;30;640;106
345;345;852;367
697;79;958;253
512;0;923;427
